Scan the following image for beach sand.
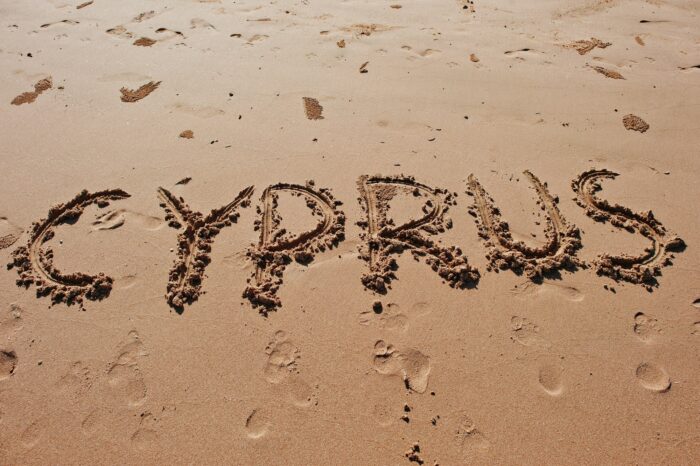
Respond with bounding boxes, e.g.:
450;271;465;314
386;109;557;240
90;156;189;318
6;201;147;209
1;0;699;463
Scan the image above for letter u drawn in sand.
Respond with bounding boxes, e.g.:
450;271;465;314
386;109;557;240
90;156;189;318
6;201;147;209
571;169;685;289
8;189;131;307
158;186;254;312
465;170;582;279
357;175;479;294
243;182;345;314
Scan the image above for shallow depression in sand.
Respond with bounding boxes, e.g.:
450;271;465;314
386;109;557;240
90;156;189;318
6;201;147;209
635;362;671;392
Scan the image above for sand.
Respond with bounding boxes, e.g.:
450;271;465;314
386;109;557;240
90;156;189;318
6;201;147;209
1;0;699;464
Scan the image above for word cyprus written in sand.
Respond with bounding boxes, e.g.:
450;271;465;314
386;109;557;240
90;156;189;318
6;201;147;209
7;170;685;313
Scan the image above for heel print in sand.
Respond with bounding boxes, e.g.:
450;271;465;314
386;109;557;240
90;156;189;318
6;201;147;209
357;175;479;294
571;169;685;289
466;171;582;279
243;182;345;313
158;186;254;311
7;189;130;307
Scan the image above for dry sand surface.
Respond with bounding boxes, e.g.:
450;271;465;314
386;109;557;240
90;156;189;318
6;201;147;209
1;0;700;464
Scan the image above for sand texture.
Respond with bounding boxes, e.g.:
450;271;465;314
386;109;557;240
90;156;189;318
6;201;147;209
1;0;699;464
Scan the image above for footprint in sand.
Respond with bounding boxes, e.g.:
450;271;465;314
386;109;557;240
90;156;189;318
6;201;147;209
91;209;164;232
264;332;318;407
510;281;584;302
359;302;408;332
692;322;700;336
245;408;271;439
264;331;298;383
452;412;490;457
692;298;700;309
372;340;430;393
0;303;23;340
130;411;159;450
55;361;93;398
106;330;148;407
0;216;22;250
0;350;18;380
635;362;671;392
538;360;564;396
510;316;551;349
633;312;660;342
20;418;44;449
81;408;101;436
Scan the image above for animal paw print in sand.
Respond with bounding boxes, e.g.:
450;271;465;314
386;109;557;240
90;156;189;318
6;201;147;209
372;340;431;393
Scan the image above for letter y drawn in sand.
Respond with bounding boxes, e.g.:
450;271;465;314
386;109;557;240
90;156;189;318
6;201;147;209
158;185;254;312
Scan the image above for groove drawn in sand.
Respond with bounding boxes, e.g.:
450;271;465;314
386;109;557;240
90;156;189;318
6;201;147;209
243;182;345;313
357;175;479;294
373;340;430;393
120;81;161;102
466;171;582;279
157;185;253;311
11;77;52;105
7;189;130;307
635;362;671;392
564;37;611;55
572;169;685;289
302;97;324;120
